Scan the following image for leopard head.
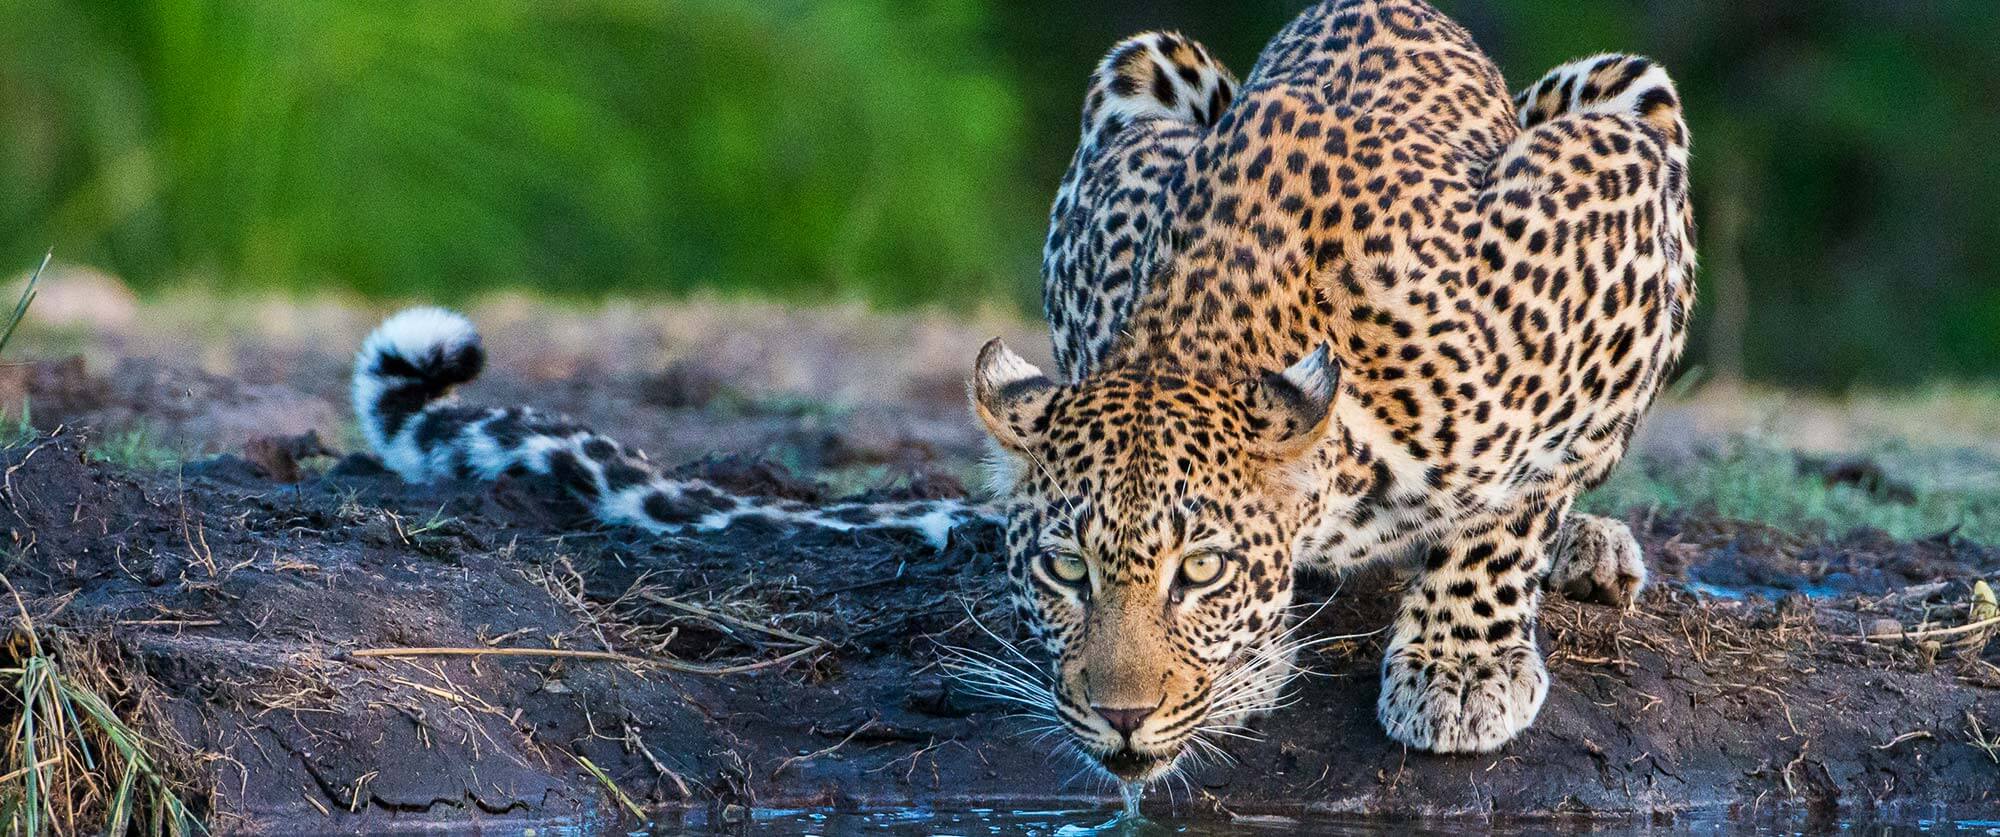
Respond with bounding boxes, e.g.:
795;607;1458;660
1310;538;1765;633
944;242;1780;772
968;339;1338;782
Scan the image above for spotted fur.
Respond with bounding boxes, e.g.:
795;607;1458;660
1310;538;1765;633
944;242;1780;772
976;0;1693;778
1045;31;1239;378
352;308;986;548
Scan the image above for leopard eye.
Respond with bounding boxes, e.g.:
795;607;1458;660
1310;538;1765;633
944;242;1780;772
1178;551;1223;586
1047;551;1089;585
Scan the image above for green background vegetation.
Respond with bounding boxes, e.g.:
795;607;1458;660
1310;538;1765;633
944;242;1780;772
2;0;1996;387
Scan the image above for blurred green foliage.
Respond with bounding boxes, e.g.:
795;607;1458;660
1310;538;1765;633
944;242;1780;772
2;0;1996;386
0;0;1030;306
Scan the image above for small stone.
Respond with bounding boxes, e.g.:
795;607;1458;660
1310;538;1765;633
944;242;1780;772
144;554;177;586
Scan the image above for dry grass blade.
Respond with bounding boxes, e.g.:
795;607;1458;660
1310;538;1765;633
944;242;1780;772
575;754;647;821
348;646;651;666
1968;712;2000;764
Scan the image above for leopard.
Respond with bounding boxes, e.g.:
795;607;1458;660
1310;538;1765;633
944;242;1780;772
970;0;1691;779
349;0;1690;788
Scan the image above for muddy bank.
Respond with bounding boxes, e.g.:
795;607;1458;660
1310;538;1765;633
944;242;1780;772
0;429;1994;830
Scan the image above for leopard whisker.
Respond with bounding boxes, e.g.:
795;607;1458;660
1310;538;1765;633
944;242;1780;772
939;671;1054;711
1165;763;1193;810
1174;737;1213;773
940;651;1048;693
1204;625;1381;726
1212;693;1302;719
936;631;1058;708
940;658;1053;705
957;599;1058;672
1183;731;1238;765
1057;755;1098;788
1191;722;1264;743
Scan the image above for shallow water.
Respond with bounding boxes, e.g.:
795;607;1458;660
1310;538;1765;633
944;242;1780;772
530;807;2000;836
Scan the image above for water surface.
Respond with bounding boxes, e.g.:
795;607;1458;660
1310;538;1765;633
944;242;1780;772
575;806;2000;835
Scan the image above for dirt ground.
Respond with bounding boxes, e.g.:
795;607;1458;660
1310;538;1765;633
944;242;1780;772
1;286;1997;830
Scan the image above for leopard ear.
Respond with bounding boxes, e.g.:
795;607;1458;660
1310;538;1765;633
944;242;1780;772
1247;343;1338;459
971;338;1057;454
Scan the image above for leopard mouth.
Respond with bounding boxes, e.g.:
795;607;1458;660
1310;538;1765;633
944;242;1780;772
1095;745;1174;781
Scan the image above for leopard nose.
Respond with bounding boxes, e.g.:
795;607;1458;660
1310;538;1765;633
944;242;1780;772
1092;704;1157;735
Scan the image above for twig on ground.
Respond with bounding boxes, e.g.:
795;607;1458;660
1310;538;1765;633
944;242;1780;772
622;721;693;799
344;644;825;676
773;719;877;777
1844;614;2000;642
1872;730;1933;750
637;591;825;647
1780;740;1811;797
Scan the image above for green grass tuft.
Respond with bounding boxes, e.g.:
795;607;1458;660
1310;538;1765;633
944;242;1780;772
1582;439;2000;544
0;402;34;450
0;581;204;834
0;252;46;358
87;427;186;472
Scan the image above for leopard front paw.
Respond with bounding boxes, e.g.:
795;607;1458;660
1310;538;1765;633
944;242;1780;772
1376;640;1548;753
1547;513;1647;607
